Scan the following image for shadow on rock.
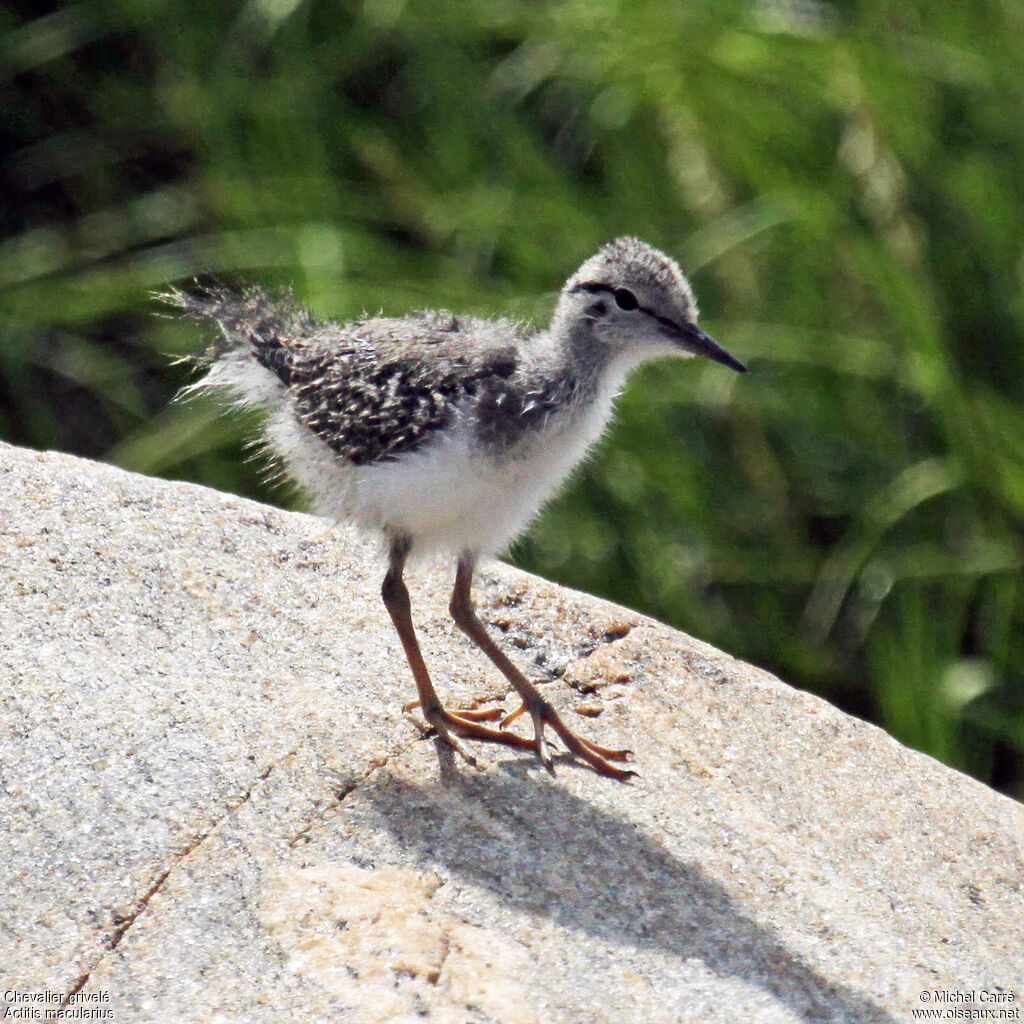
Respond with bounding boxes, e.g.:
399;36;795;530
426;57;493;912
359;760;898;1024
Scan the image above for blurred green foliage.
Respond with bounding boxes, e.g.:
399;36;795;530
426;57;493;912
2;0;1022;797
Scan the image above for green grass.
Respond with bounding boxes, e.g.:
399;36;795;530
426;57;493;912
2;0;1022;797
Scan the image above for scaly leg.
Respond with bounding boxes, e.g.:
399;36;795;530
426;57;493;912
381;537;534;763
449;554;635;782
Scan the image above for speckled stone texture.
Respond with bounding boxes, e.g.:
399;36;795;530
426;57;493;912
1;440;1021;1024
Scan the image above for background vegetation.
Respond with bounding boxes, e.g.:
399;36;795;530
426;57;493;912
2;0;1022;798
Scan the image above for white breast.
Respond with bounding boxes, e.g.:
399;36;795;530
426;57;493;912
206;342;641;557
346;355;635;556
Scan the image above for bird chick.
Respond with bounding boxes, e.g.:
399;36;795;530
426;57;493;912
169;237;746;781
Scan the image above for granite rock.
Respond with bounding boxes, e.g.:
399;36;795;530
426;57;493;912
1;440;1021;1023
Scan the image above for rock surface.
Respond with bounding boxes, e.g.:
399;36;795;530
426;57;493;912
1;439;1021;1024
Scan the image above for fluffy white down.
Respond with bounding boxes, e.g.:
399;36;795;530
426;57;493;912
353;390;615;556
198;348;643;557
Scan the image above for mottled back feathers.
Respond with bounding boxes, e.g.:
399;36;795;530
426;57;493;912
170;287;532;465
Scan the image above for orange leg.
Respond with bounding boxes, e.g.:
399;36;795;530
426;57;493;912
448;554;635;782
382;538;535;764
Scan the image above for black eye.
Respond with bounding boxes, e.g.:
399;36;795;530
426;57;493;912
613;288;638;311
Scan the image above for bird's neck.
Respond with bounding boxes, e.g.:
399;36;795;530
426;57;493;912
536;313;649;409
531;314;606;392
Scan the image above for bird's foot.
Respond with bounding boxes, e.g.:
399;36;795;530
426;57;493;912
501;696;635;782
405;702;537;767
406;698;634;782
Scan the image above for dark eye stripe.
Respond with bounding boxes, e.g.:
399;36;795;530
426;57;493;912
572;281;681;331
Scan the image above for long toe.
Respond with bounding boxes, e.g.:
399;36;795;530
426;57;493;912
572;732;633;762
406;697;504;722
429;707;537;753
451;706;505;722
540;705;636;782
561;735;637;781
424;718;480;767
499;702;527;729
527;706;555;775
